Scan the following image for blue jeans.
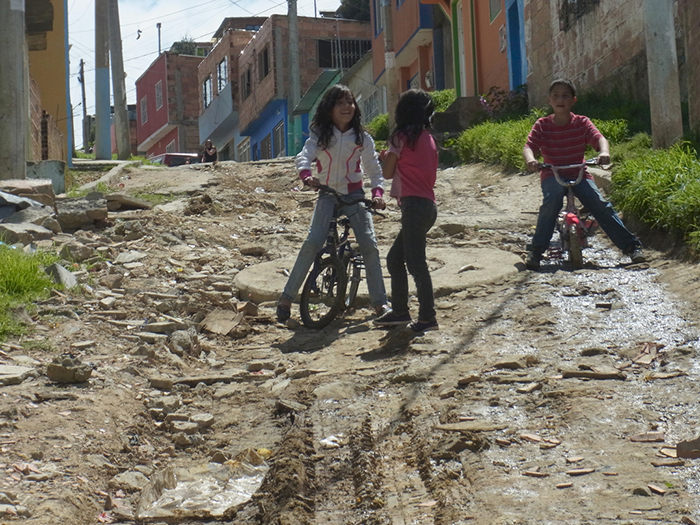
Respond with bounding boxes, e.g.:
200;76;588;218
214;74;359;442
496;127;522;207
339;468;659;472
281;190;387;307
386;196;437;322
530;177;641;255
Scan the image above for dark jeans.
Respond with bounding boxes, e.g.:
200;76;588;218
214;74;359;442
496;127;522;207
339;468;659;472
531;177;641;255
387;196;437;322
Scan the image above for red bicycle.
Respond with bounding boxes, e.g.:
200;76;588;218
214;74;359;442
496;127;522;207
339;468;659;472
538;160;599;269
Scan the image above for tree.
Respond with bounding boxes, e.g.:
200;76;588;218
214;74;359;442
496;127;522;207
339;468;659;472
336;0;370;22
170;36;197;55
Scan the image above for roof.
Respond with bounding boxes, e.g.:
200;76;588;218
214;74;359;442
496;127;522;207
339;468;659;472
293;70;342;116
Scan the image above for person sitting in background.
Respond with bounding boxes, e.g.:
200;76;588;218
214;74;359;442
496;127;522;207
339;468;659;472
201;140;218;166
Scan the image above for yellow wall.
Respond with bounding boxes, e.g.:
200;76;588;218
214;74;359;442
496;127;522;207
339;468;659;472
29;0;69;162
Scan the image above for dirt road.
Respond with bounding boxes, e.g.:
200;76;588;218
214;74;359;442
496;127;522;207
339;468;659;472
2;159;700;524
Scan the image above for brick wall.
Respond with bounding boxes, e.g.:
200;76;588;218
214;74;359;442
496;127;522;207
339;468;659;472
684;0;700;132
526;0;647;107
166;54;204;153
29;77;64;162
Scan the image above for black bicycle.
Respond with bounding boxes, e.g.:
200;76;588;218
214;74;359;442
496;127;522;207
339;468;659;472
299;185;378;328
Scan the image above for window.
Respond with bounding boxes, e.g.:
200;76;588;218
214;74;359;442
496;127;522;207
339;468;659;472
559;0;600;31
362;91;379;123
373;0;384;36
140;96;148;124
273;121;285;157
203;76;212;109
260;133;272;159
318;39;371;69
241;69;252;101
166;140;175;153
409;74;420;90
237;137;251;162
489;0;501;22
155;80;163;110
258;46;270;82
217;57;228;92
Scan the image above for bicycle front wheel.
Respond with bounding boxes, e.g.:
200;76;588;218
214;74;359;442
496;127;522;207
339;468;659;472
300;257;347;328
567;224;584;269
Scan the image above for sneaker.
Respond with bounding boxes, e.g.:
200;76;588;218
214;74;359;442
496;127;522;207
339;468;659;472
408;319;439;333
374;304;390;317
373;309;412;326
525;251;541;270
276;304;291;323
630;247;646;264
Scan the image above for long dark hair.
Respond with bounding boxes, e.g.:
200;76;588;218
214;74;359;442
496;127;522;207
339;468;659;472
389;89;435;150
311;84;364;149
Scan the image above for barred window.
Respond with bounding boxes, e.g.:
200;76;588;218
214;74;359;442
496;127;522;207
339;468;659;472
318;39;371;69
241;69;252;101
217;57;228;92
260;133;272;159
203;76;213;109
560;0;599;31
155;80;163;110
140;96;148;124
273;121;285;157
258;46;270;82
362;91;379;124
237;137;251;162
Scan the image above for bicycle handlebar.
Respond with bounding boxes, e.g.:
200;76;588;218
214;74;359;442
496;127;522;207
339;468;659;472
537;159;600;186
317;184;383;213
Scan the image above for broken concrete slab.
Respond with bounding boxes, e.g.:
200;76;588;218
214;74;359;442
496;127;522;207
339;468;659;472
45;263;78;288
0;222;54;244
0;365;37;386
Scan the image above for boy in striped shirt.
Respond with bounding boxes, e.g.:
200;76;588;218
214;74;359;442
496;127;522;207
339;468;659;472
522;79;645;270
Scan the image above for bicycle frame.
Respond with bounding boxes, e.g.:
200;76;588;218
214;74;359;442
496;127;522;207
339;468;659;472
540;161;598;267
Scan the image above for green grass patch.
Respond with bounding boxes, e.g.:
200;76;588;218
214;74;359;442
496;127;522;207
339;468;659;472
611;142;700;249
0;244;58;340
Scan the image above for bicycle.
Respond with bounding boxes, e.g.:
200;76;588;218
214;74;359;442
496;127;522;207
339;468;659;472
299;185;380;329
538;159;599;269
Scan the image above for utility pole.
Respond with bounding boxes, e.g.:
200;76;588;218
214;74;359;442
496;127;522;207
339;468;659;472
94;0;111;159
381;0;398;129
288;0;301;155
0;0;27;180
108;0;131;160
643;0;683;149
78;59;90;152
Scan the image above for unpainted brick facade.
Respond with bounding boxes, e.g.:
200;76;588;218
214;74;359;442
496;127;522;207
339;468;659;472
525;0;699;135
29;78;63;162
198;29;257;115
238;15;372;132
165;54;206;153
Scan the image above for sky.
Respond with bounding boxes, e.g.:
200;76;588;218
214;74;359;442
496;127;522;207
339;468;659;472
67;0;342;149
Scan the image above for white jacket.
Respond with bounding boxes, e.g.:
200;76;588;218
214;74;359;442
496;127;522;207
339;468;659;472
296;127;384;195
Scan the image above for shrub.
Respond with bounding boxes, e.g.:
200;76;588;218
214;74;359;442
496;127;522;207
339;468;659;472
612;142;700;248
479;85;529;122
366;113;389;141
430;89;456;113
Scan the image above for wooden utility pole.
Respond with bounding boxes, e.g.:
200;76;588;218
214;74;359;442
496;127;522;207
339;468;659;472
78;59;90;152
381;0;398;129
0;0;27;180
94;0;111;159
108;0;131;160
643;0;683;149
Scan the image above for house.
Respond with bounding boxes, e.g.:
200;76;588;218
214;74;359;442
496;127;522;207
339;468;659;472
135;42;213;158
237;14;373;161
370;0;455;95
197;17;267;161
27;0;73;164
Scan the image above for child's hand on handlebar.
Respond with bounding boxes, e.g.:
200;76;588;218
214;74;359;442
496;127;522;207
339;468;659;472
303;176;321;190
526;160;539;172
597;154;610;166
372;197;386;210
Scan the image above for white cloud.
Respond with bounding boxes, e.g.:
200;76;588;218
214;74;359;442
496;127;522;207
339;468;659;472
68;0;342;149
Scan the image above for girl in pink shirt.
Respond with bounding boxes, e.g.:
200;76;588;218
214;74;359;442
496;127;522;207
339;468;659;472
375;89;439;333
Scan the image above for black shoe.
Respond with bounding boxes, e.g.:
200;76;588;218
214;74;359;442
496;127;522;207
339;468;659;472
525;251;541;270
373;309;411;326
408;319;439;333
276;304;291;323
630;248;646;264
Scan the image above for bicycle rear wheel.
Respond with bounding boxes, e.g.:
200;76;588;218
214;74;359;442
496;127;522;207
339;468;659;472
300;257;347;328
343;252;362;309
567;224;584;269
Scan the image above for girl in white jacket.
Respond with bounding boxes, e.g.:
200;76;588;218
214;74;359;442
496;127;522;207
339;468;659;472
277;84;388;323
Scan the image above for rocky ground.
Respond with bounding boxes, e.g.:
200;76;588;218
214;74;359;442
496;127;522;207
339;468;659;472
1;158;700;525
